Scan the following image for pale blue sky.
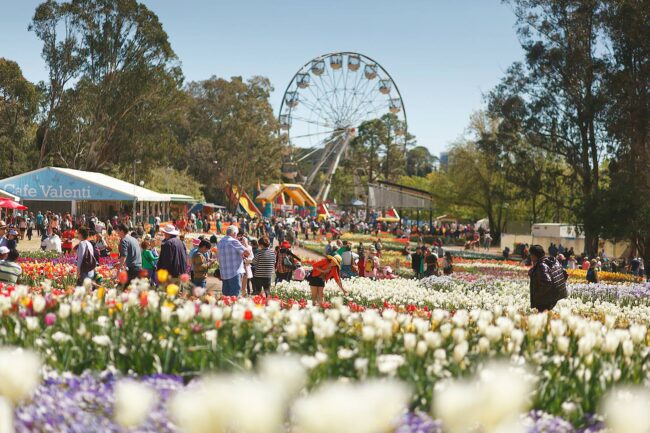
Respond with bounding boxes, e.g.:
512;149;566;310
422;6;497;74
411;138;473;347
0;0;523;155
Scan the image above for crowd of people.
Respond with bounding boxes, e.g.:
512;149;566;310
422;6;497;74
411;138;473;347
515;242;647;283
1;206;648;308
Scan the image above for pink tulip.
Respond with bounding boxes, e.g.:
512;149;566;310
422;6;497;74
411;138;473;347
44;313;57;327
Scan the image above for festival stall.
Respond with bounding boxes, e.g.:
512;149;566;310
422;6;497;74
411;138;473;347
377;208;400;223
0;167;171;220
256;183;317;217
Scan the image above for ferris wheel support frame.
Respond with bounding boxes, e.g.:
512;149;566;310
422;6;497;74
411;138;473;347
315;130;354;202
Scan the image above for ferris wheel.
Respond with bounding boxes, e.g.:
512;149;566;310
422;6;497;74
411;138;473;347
279;52;407;202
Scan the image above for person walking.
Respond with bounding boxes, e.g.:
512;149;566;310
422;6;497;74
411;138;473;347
76;227;97;285
251;236;275;297
217;225;249;297
191;240;214;289
157;224;188;280
307;254;347;306
116;223;142;286
528;245;568;311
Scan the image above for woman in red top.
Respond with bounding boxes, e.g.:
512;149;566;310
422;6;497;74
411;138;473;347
307;254;347;306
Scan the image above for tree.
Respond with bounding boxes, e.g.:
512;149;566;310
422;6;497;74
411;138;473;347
146;167;205;201
178;76;283;203
488;0;609;255
431;115;519;237
30;0;184;174
406;146;436;177
598;0;650;260
0;59;39;177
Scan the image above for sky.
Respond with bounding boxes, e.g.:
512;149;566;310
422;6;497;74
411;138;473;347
0;0;524;156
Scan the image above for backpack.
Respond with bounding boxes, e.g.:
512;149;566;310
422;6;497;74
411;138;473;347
80;241;98;273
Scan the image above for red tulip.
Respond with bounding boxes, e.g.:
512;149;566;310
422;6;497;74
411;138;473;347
118;271;129;285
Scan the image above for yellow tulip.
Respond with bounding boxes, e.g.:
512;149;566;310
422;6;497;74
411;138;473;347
157;269;169;284
166;284;179;297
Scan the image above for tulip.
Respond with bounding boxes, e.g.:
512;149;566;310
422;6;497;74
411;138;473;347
0;347;41;405
166;284;179;297
117;271;129;285
113;380;158;428
157;269;169;283
44;313;56;327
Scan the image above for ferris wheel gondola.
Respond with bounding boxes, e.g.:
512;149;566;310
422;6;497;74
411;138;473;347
278;51;407;202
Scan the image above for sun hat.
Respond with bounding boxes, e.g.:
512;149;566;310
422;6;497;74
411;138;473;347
281;241;291;249
160;224;180;236
0;221;6;229
327;254;342;268
0;246;9;255
8;230;18;236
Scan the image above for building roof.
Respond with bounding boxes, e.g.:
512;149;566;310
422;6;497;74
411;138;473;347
0;188;20;202
164;194;195;203
0;167;170;202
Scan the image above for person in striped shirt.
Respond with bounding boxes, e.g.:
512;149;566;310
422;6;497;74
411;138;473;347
251;236;276;297
0;249;22;285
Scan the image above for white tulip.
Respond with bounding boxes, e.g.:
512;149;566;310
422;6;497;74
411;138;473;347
424;331;442;348
258;354;306;399
71;300;82;315
58;303;71;319
629;324;646;344
0;347;41;405
622;339;634;357
557;336;570;354
361;326;376;341
602;387;650;433
32;295;46;313
92;335;111;347
293;380;410;433
113;380;158;428
0;397;13;433
416;340;428;357
160;306;172;323
51;332;72;343
453;341;468;363
25;317;39;332
403;333;417;352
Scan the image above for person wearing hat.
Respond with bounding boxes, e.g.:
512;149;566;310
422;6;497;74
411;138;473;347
275;240;300;284
157;224;188;279
0;246;9;261
365;246;381;279
6;230;18;251
0;221;8;249
307;254;347;306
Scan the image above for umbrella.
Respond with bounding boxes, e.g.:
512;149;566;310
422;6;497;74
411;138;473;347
351;199;365;207
0;199;27;210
